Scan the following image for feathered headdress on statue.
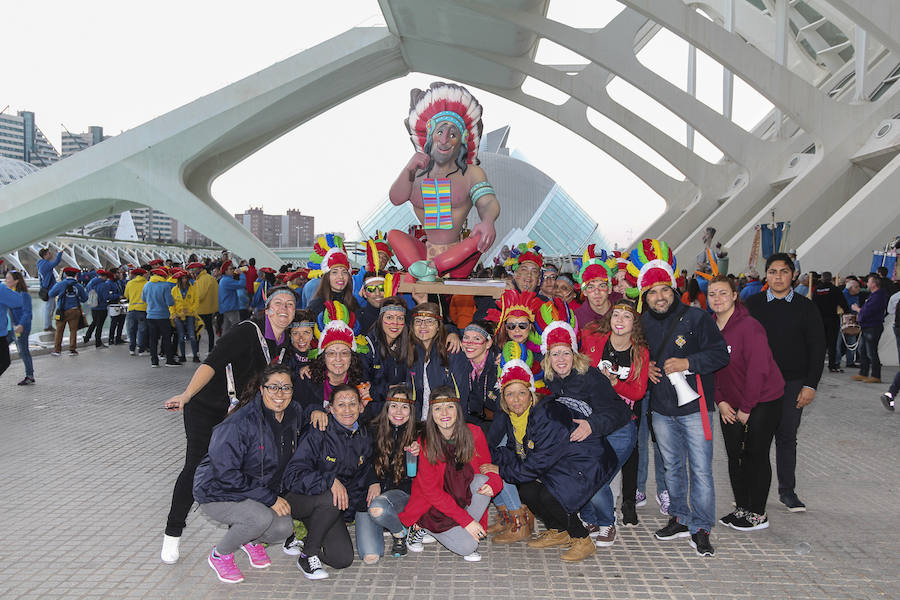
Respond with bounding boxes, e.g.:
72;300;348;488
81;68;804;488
307;234;349;279
406;82;484;166
498;342;547;395
311;301;369;357
503;241;543;270
574;246;617;285
362;232;392;273
626;239;678;311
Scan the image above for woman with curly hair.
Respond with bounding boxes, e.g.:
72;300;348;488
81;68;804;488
353;385;421;563
581;299;650;527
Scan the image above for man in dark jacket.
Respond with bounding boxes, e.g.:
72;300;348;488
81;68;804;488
812;271;850;372
637;246;729;558
852;274;889;384
745;253;825;513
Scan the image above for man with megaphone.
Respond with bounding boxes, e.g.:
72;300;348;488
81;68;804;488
626;240;729;559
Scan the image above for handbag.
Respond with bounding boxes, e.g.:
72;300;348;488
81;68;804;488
840;313;860;336
39;287;49;301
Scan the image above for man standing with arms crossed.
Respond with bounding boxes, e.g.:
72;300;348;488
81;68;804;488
744;253;825;512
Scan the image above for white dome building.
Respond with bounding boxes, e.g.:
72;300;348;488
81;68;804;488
0;156;40;186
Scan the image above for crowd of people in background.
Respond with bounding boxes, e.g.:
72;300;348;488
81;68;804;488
2;235;899;585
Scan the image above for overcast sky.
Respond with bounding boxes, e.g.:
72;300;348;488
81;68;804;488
2;0;772;248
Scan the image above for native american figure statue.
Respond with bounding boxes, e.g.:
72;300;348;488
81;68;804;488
387;82;500;280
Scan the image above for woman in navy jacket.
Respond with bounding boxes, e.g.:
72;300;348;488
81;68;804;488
486;357;617;562
193;364;300;584
282;384;379;580
540;321;635;547
363;297;409;403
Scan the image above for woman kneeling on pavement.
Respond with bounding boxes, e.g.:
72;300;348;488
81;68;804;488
192;364;300;584
282;384;379;579
356;385;421;561
541;319;635;549
485;351;617;561
707;275;785;531
398;385;502;562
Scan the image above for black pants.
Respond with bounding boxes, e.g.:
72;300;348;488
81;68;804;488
518;480;587;539
620;401;642;509
775;380;804;495
165;402;226;537
823;316;839;369
148;318;174;365
200;313;216;352
286;491;353;568
84;309;108;346
0;337;10;378
721;397;782;514
108;314;125;344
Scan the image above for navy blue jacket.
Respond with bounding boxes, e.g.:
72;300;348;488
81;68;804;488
282;415;377;519
86;277;120;309
642;302;730;416
49;278;87;311
545;366;632;437
193;395;303;506
364;334;409;406
493;400;617;513
460;346;501;429
407;344;471;421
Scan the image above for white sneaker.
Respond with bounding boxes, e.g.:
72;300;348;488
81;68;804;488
422;533;436;544
283;533;304;556
463;551;482;562
161;534;180;564
297;554;328;580
129;350;136;356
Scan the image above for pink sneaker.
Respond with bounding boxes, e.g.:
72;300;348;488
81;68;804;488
208;548;244;583
241;543;271;568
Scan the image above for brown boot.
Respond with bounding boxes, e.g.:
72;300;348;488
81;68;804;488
527;529;572;548
561;536;597;562
522;506;535;533
493;508;531;544
486;505;510;535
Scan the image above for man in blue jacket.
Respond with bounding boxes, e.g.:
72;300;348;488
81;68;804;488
83;270;119;348
49;267;88;356
218;261;247;335
853;274;890;384
37;247;63;331
633;242;729;558
142;268;177;368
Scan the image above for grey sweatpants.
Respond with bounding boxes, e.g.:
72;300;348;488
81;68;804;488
200;498;293;555
428;474;491;557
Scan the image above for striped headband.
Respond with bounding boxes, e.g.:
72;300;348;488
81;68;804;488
426;111;467;143
386;394;414;405
463;323;491;341
411;310;441;320
429;394;459;404
379;304;406;315
291;321;316;329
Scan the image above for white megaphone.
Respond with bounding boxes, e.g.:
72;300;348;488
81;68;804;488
667;370;700;406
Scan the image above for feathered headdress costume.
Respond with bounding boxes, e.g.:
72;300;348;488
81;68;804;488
498;341;547;396
307;234;349;279
625;239;678;311
311;301;369;358
503;241;543;270
362;232;392;273
574;245;617;285
487;289;544;355
406;82;484;167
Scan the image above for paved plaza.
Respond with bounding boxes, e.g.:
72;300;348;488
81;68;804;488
1;347;897;600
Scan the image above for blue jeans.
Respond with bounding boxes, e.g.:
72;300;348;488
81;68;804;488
42;296;56;330
174;316;199;358
14;328;33;378
494;434;522;510
355;489;410;559
837;328;857;366
651;411;715;533
638;401;667;494
858;325;883;379
581;421;637;526
125;310;147;352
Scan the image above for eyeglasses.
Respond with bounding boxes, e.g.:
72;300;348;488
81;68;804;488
414;318;439;327
324;350;352;359
364;284;384;293
262;384;293;394
505;322;530;331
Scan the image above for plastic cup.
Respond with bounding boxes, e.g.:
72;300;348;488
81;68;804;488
405;451;417;477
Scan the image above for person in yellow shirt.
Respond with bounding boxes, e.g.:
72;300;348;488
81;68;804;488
124;267;149;356
171;269;201;363
189;262;218;353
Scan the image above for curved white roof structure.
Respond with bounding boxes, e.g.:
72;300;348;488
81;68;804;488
1;0;899;272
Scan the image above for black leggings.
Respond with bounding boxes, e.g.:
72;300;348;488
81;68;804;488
519;480;587;539
621;401;642;509
200;313;216;353
165;402;226;537
721;397;783;515
286;491;354;568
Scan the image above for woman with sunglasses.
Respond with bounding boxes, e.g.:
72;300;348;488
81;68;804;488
192;364;301;584
581;299;650;527
541;320;635;550
365;296;410;404
406;302;470;422
398;385;502;562
356;385;421;562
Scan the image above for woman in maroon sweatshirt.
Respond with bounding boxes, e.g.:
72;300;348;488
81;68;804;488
707;276;785;532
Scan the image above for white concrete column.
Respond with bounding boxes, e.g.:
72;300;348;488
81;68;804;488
774;0;789;138
722;0;735;121
854;26;867;103
687;44;697;151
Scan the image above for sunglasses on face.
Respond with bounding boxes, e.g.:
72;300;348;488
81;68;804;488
365;284;384;293
505;322;530;331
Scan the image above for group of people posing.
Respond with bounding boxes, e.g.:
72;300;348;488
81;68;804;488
148;233;831;585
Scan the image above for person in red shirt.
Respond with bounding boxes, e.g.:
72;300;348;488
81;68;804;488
398;385;502;562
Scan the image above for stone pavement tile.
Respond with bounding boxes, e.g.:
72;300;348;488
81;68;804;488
1;350;898;599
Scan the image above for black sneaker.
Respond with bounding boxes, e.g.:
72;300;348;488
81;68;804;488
165;360;182;368
779;491;807;512
621;503;639;527
297;554;328;580
283;533;304;556
391;533;408;557
193;356;202;363
881;393;895;412
718;509;743;527
689;529;715;556
730;511;769;531
654;516;690;540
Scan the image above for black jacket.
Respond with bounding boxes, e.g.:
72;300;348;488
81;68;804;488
406;344;471;421
282;414;377;519
459;346;502;429
642;302;730;416
364;334;409;406
545;366;632;437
